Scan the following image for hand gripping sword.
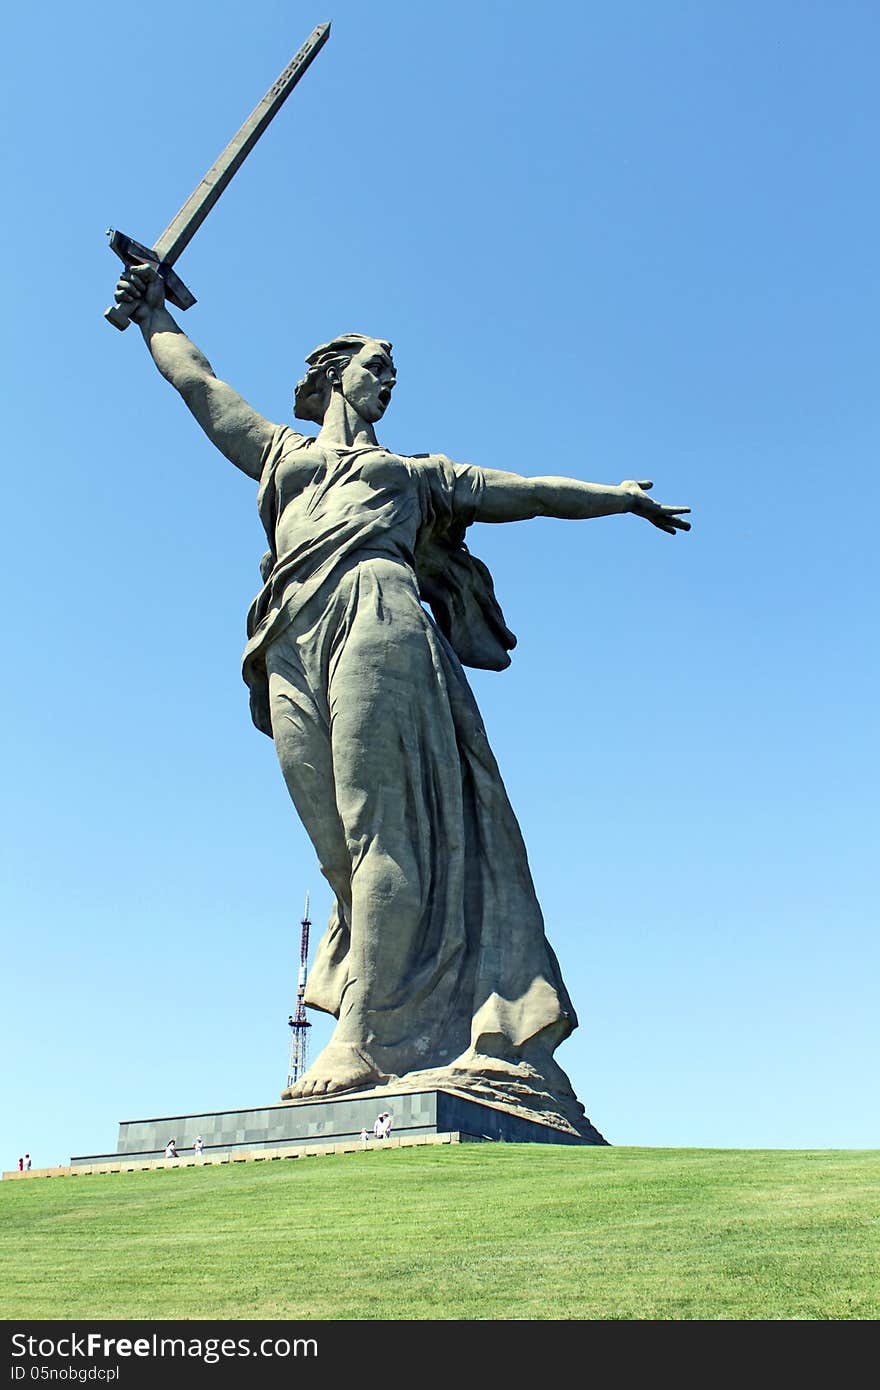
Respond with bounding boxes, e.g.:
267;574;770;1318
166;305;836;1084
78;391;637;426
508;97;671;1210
104;22;330;330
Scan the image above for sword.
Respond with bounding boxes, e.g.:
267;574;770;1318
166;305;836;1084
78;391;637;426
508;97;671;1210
104;21;330;330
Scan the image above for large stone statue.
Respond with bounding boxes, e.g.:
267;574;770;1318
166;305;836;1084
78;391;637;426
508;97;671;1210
113;266;689;1137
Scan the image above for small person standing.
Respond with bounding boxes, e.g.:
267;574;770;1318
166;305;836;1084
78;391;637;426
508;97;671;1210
360;1128;369;1145
372;1113;384;1140
193;1136;204;1159
17;1157;23;1172
24;1154;31;1171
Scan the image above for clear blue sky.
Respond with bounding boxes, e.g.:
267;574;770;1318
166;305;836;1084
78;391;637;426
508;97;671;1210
2;0;878;1167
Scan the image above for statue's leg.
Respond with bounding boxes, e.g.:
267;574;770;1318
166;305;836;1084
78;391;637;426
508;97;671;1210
266;648;350;911
322;563;471;1077
266;639;388;1098
268;561;473;1097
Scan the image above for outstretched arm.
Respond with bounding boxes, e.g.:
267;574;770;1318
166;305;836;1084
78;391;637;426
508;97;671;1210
472;468;691;536
113;264;275;481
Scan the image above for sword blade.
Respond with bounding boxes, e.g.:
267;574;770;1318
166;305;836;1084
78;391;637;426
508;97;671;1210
152;21;330;265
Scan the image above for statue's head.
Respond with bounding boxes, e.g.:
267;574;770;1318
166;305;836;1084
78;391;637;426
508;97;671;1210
294;333;396;425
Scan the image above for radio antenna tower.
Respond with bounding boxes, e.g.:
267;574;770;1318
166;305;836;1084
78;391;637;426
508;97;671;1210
286;893;312;1089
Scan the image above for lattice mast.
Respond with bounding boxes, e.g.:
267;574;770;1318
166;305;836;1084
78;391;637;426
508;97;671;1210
286;893;312;1089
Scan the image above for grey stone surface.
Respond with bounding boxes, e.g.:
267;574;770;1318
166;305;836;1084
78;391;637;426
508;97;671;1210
111;259;690;1141
68;1087;604;1164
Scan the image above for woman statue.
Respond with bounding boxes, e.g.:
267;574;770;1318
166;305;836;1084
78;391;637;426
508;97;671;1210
115;266;689;1138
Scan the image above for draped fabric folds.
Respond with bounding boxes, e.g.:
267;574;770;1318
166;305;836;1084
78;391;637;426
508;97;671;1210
240;427;589;1130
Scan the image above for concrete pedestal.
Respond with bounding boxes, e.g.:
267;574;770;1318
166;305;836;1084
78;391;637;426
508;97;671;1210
69;1086;606;1165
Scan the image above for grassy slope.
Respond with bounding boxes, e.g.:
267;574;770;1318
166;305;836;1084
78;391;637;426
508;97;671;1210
1;1146;878;1320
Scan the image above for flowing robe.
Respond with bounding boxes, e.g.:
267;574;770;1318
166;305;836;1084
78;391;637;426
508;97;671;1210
242;427;586;1117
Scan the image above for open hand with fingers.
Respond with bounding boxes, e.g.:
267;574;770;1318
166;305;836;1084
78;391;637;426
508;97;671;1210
620;480;691;536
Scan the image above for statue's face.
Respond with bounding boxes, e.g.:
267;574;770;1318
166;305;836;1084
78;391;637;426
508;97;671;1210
339;342;396;423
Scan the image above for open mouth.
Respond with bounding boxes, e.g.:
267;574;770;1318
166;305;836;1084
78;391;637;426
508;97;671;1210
379;388;391;408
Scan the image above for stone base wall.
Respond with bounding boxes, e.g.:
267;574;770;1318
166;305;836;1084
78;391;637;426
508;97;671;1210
65;1086;600;1166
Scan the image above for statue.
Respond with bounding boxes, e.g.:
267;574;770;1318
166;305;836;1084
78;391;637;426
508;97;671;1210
107;31;689;1139
112;262;690;1137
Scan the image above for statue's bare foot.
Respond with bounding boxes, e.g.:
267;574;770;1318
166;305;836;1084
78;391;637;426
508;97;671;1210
281;1043;385;1100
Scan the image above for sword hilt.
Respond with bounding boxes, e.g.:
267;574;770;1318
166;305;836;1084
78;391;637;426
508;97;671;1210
104;229;198;331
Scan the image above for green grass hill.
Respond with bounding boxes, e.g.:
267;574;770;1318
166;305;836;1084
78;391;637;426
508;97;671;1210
2;1145;878;1320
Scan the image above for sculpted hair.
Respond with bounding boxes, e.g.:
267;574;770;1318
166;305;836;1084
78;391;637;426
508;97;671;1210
294;333;394;424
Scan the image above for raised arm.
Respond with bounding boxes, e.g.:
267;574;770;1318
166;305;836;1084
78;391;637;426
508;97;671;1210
472;468;691;537
113;264;275;481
